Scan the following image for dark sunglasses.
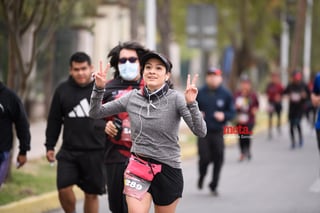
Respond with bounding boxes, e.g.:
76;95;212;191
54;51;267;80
119;57;138;64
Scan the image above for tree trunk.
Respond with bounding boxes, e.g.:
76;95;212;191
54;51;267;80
157;0;171;57
228;0;253;92
6;33;18;181
129;0;139;41
43;34;55;118
7;36;16;89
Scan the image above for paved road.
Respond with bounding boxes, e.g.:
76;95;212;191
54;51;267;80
47;120;320;213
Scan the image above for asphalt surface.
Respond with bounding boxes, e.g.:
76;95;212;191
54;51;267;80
46;119;320;213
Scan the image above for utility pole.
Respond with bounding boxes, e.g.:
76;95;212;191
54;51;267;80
303;0;313;82
280;10;290;86
145;0;156;50
289;0;307;74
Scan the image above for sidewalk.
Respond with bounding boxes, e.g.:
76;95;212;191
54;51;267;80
12;119;49;161
1;94;287;213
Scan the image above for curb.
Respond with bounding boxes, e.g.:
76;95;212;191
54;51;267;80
0;187;84;213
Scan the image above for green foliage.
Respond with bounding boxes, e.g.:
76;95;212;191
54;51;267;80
0;158;56;206
171;0;284;61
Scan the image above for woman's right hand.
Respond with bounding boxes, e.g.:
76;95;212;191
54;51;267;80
94;61;110;89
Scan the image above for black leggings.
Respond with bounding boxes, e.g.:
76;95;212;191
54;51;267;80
238;124;254;157
105;163;128;213
197;130;224;191
289;117;302;147
316;130;320;154
268;102;282;130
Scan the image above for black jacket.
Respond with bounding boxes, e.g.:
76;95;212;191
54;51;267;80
45;77;106;151
197;84;236;131
0;82;31;154
284;82;310;119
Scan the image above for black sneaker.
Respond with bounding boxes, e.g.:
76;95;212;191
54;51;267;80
198;176;204;190
211;190;219;197
299;140;304;147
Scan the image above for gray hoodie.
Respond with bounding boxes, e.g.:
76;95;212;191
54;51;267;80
90;84;206;168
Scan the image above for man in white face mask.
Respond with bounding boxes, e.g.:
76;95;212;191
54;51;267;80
118;57;140;81
102;41;149;213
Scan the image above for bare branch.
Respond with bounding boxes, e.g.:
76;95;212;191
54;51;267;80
24;30;37;77
1;0;25;78
17;0;23;19
0;0;10;25
13;0;21;30
34;0;49;34
37;0;76;55
20;0;41;34
27;1;56;77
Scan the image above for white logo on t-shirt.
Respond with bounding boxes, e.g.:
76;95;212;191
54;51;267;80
68;98;90;117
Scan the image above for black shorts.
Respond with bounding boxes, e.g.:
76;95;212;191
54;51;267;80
269;102;282;115
56;149;106;195
145;158;183;206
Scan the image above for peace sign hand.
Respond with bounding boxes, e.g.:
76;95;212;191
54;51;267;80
185;74;199;104
93;61;110;89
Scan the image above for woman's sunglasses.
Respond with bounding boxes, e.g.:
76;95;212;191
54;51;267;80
119;57;138;64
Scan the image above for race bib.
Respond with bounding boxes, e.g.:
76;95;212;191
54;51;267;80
236;97;244;108
238;113;249;124
123;171;151;200
290;92;301;102
236;97;249;111
267;103;274;113
122;155;162;200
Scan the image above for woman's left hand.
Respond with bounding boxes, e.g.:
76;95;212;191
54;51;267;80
185;74;199;104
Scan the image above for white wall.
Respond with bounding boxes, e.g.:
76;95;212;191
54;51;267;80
75;4;131;72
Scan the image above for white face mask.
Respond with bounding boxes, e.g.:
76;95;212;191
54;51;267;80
118;62;139;81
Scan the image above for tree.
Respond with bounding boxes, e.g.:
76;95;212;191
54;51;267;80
0;0;101;99
0;0;101;182
171;0;284;91
157;0;172;57
1;0;62;99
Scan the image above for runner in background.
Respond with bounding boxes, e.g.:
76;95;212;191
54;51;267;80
265;72;284;139
283;71;310;149
45;52;106;213
196;67;235;196
103;41;149;213
234;74;259;161
0;82;31;188
311;72;320;157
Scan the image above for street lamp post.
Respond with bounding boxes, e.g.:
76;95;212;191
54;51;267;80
145;0;156;50
303;0;313;82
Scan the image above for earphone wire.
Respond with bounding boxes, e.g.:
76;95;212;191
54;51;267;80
133;104;144;144
134;83;169;144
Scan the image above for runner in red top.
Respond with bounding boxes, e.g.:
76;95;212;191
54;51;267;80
265;72;284;139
